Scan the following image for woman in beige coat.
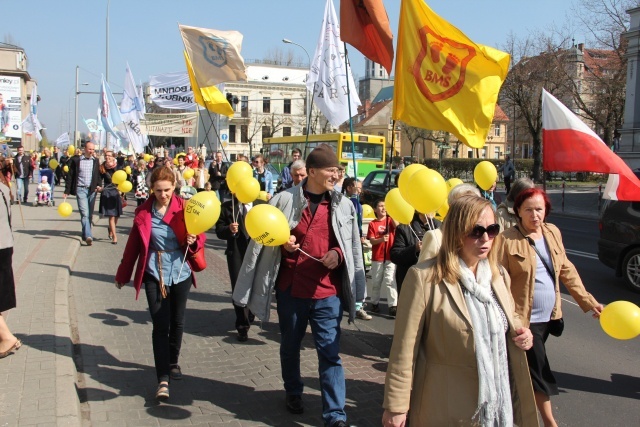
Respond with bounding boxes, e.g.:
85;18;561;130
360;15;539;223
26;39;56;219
383;195;538;427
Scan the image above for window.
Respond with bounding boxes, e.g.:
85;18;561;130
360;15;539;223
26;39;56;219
263;97;271;113
494;147;501;159
284;98;291;114
240;125;248;143
282;127;291;137
467;149;473;159
228;125;236;143
262;126;271;140
494;126;501;137
241;96;248;117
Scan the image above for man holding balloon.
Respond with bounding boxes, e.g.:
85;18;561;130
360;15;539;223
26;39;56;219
233;144;366;427
63;142;101;246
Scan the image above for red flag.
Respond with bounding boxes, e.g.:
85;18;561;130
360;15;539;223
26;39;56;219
542;89;640;201
340;0;394;74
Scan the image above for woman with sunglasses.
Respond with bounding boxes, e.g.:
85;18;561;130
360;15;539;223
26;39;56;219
383;195;537;427
494;188;602;427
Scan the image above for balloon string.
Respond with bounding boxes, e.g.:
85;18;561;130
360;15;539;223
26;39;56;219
296;247;323;263
410;227;420;240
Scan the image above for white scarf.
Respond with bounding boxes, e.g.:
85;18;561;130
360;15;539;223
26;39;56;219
459;258;513;426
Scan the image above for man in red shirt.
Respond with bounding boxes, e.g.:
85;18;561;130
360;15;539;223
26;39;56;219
366;200;398;317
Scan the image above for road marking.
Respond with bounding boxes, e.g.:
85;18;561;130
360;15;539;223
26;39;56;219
565;249;599;260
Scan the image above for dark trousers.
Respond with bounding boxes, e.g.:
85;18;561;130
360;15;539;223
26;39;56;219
226;252;252;331
143;273;192;383
504;175;512;194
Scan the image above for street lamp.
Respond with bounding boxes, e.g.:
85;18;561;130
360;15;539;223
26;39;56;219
106;0;110;82
282;38;311;136
73;66;91;148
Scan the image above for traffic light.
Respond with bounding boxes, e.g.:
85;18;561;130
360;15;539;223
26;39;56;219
226;92;233;105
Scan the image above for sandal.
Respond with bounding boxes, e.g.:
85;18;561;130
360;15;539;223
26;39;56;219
155;382;169;401
0;339;22;359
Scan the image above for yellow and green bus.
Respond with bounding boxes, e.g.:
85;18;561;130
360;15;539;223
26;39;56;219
262;132;386;179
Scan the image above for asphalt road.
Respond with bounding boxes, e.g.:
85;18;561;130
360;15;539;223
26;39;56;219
354;214;640;426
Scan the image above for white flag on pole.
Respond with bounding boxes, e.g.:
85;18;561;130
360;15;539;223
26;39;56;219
148;72;196;110
54;132;70;147
307;0;361;127
21;85;43;141
179;24;247;87
120;63;147;153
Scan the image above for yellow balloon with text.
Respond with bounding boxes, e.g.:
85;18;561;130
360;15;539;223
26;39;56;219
474;161;498;191
398;163;428;201
407;169;447;214
385;188;415;225
57;202;73;217
48;159;59;170
446;178;464;194
67;146;75;156
118;180;133;193
124;166;132;175
245;204;290;247
600;301;640;340
227;161;254;193
112;170;127;185
362;204;375;219
235;177;260;204
183;168;195;180
184;191;221;235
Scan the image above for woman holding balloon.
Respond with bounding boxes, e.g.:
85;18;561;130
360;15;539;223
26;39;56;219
99;151;124;244
494;187;603;427
115;166;207;401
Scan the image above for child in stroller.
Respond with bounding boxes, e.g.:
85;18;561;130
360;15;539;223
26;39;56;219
35;175;53;206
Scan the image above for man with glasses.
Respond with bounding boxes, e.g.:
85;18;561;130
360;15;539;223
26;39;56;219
252;154;273;200
63;142;101;246
234;144;365;427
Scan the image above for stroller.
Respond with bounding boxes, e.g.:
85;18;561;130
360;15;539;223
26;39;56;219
34;169;55;207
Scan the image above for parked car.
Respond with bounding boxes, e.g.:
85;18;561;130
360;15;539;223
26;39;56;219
597;172;640;293
360;169;400;206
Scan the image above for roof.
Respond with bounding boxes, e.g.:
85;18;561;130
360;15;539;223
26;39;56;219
356;99;392;127
372;86;394;103
493;104;509;122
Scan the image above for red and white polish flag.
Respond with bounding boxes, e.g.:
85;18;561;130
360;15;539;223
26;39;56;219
542;89;640;201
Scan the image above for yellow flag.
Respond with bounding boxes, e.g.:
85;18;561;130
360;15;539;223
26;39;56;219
184;51;234;117
393;0;510;149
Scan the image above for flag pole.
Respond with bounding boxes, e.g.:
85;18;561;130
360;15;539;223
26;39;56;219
343;43;358;180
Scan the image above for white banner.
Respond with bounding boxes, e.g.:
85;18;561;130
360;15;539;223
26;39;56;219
149;72;196;110
139;112;197;137
0;75;22;141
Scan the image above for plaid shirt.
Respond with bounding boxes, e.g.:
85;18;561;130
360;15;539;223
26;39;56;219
77;156;94;187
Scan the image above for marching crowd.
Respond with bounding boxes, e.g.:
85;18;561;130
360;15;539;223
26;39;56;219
0;143;604;427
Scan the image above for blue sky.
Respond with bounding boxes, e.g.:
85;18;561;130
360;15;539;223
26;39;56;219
3;0;579;140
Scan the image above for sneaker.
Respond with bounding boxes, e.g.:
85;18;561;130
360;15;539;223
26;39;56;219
356;308;372;320
169;364;182;380
370;304;380;313
388;306;397;317
85;237;93;246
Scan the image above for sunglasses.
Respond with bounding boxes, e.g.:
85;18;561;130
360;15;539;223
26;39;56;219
468;223;500;239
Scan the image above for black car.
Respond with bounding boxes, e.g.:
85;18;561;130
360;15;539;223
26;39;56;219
598;197;640;293
360;169;400;206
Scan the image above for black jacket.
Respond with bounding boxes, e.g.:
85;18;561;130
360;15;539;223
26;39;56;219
390;214;441;291
13;154;33;179
64;155;101;196
208;161;229;191
215;198;251;285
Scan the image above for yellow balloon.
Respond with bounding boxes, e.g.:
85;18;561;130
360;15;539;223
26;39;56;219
235;177;260;203
112;170;127;185
67;146;75;156
118;180;133;193
183;168;195;180
436;200;449;220
362;204;375;219
600;301;640;340
398;163;428;201
258;191;269;201
407;169;447;214
446;178;464;194
385;188;415;225
184;191;221;235
245;204;290;246
124;166;132;175
227;161;254;193
48;159;59;169
474;161;498;191
173;158;179;165
63;165;69;172
57;202;73;217
143;154;152;162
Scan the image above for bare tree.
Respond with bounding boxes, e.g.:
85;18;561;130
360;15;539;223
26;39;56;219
262;47;305;66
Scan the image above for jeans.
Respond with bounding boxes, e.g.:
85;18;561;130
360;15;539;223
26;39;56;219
76;186;97;240
16;177;29;202
144;273;192;383
368;260;398;307
276;287;346;426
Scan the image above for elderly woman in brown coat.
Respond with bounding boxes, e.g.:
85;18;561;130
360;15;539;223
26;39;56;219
383;195;538;427
494;188;602;427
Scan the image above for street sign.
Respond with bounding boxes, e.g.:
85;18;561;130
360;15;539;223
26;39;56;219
221;134;228;141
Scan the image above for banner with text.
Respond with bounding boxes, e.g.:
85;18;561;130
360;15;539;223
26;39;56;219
0;75;22;141
148;72;196;110
139;112;197;137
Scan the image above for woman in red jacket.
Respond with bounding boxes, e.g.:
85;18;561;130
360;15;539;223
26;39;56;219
115;167;206;401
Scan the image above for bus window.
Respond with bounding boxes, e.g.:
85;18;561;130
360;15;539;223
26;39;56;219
340;142;383;162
